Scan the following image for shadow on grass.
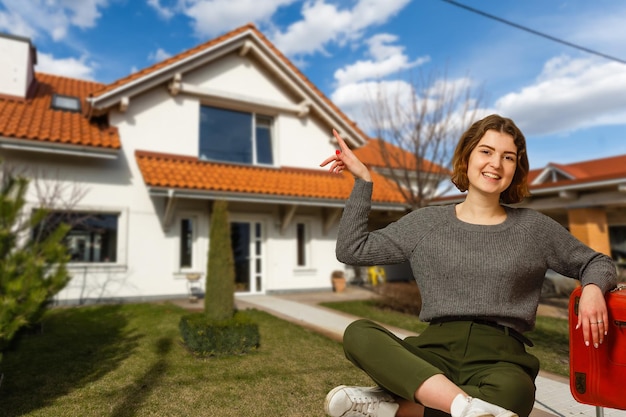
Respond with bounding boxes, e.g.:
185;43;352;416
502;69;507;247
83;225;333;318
109;337;172;417
0;305;141;417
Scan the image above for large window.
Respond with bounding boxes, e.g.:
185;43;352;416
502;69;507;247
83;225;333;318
199;105;274;165
35;212;118;263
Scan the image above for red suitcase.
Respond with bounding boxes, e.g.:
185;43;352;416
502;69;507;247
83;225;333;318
569;284;626;411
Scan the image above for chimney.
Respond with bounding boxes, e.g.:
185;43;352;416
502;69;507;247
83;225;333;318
0;32;37;99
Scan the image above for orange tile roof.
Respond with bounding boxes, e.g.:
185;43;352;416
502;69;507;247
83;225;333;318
89;23;369;143
135;150;407;205
0;72;120;149
529;154;626;189
355;138;450;174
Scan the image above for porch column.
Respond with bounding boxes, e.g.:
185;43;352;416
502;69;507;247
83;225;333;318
567;208;611;256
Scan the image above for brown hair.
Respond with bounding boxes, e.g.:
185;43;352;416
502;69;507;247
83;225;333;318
451;114;529;204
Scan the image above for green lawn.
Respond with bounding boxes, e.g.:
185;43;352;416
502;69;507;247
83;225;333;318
321;299;571;376
0;298;571;416
0;303;371;417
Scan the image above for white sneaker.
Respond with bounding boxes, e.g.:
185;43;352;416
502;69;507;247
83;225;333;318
324;385;399;417
460;397;518;417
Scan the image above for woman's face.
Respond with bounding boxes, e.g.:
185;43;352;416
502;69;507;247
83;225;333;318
466;129;518;197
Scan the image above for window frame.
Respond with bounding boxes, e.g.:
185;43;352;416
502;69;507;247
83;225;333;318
34;210;120;264
51;94;82;113
295;221;310;268
198;104;275;166
178;215;199;272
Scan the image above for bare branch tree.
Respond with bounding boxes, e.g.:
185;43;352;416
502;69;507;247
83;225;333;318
361;69;483;209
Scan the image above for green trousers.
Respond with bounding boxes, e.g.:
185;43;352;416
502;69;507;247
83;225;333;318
343;319;540;417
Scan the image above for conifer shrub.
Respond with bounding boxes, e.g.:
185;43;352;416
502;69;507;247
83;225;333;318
179;200;259;356
0;174;71;364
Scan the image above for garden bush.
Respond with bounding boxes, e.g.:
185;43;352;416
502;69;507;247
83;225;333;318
374;281;422;316
179;310;260;357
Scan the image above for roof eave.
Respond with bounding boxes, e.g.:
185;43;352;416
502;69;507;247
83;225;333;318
529;177;626;195
0;136;119;159
147;186;406;211
88;31;250;112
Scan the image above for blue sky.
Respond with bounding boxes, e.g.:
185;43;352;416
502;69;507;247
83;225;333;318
1;0;625;169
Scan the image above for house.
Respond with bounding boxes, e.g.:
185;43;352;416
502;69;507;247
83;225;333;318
0;25;423;304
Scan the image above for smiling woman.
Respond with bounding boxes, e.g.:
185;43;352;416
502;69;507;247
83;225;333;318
320;114;617;417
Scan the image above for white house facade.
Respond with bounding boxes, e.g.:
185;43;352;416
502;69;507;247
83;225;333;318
0;25;414;304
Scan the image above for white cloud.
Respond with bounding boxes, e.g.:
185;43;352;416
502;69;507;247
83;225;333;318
0;0;108;41
331;75;480;136
148;47;172;62
334;33;429;87
270;0;411;57
147;0;175;20
35;51;96;80
269;1;352;57
0;8;38;39
182;0;297;39
331;80;396;126
495;56;626;136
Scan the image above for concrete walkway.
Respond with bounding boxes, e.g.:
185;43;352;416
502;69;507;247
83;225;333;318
230;287;626;417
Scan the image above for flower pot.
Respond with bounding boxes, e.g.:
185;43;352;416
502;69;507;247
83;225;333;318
332;276;346;293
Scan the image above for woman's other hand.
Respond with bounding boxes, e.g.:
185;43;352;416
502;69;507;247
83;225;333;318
576;284;609;348
320;129;372;182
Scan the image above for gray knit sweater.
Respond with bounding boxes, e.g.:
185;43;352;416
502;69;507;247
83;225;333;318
337;179;617;333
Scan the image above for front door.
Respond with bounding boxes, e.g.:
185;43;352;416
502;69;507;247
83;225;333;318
231;221;263;293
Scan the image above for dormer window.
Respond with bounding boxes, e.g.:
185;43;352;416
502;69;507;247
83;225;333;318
51;94;81;112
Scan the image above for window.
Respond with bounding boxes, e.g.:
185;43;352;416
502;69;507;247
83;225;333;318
199;105;274;165
180;218;194;269
51;94;81;113
296;223;307;267
35;212;118;263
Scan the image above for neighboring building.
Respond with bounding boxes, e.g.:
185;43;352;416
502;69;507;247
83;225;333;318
0;25;422;304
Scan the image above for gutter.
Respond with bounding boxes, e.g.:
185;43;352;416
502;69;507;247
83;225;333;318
148;187;407;212
0;136;118;159
528;177;626;195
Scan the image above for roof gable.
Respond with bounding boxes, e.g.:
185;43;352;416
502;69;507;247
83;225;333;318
530;163;575;185
88;23;368;147
530;154;626;187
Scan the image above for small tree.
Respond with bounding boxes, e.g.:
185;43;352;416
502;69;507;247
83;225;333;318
179;200;259;357
204;200;235;320
0;174;71;363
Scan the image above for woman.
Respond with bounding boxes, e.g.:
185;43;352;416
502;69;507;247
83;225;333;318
319;114;616;417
